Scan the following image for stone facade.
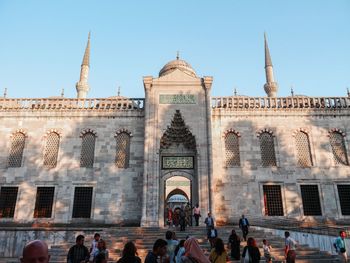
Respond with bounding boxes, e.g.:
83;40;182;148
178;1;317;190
0;58;350;227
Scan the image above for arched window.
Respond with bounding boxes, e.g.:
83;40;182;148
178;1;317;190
44;132;60;168
295;131;313;167
225;132;240;167
259;132;277;167
80;132;96;168
329;131;349;165
115;132;130;168
8;132;26;167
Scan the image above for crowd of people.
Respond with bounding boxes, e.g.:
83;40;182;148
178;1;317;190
19;213;348;263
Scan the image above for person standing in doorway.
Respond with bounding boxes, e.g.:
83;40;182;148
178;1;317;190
193;204;201;226
239;214;250;241
184;203;192;226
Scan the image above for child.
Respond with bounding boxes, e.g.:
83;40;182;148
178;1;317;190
262;239;272;263
90;233;101;262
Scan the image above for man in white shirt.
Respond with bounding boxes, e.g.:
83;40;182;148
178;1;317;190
284;231;297;263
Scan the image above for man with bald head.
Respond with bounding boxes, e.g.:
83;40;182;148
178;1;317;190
21;240;50;263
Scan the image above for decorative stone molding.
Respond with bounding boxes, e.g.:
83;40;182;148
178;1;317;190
257;129;275;137
80;129;97;138
328;128;346;137
10;129;28;137
115;129;133;137
44;129;62;138
292;128;310;137
223;129;241;137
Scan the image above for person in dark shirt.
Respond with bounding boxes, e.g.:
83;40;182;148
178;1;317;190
145;239;168;263
67;235;89;263
117;241;141;263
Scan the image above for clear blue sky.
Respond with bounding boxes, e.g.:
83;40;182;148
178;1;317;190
0;1;349;98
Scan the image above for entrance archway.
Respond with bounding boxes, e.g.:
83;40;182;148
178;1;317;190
163;175;192;226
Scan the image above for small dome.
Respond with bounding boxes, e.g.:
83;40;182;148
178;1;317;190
159;58;197;78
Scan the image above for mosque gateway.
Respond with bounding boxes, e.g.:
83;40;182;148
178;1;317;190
0;34;350;227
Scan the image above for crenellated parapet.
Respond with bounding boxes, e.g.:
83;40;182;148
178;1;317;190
211;96;350;110
0;97;145;111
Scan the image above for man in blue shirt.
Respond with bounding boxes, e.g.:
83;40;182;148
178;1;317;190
238;214;250;241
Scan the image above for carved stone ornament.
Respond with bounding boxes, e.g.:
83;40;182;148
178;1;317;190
160;110;196;152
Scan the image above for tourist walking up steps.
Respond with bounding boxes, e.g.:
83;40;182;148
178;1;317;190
228;229;241;260
262;239;272;263
204;212;215;238
174;240;185;263
21;240;50;263
117;241;141;263
67;235;89;263
334;230;348;263
145;239;168;263
284;231;297;263
238;214;250;241
89;233;100;262
209;238;228;263
166;231;179;263
242;237;261;263
93;239;109;263
182;237;210;263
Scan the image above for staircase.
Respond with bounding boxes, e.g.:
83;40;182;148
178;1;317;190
2;226;341;263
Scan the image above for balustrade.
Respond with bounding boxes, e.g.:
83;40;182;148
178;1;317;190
211;96;350;110
0;98;145;111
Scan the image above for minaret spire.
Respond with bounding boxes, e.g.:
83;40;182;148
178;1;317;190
76;32;91;99
263;33;278;97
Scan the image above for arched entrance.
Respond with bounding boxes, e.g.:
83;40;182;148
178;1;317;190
164;177;191;225
159;110;198;226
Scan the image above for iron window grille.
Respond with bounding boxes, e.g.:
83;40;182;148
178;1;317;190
300;185;322;216
0;187;18;218
72;187;93;218
337;185;350;215
34;187;55;218
263;185;283;216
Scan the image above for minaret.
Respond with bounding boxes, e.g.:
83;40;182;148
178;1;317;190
263;33;278;97
76;32;91;99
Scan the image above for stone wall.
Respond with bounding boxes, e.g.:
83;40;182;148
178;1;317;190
0;108;145;225
211;108;350;223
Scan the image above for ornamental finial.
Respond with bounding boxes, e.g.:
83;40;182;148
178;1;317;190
3;88;7;98
176;51;180;60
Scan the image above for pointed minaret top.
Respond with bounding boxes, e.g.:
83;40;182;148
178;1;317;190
82;32;91;66
264;32;273;68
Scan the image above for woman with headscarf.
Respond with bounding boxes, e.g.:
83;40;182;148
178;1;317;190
228;229;241;260
209;238;228;263
182;237;210;263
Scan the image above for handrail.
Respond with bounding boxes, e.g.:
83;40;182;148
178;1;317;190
0;98;145;111
211;96;350;110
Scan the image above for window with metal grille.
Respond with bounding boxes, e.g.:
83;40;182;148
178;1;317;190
44;132;60;168
259;132;277;167
80;133;96;168
72;187;93;218
225;132;240;167
300;185;322;216
8;132;26;167
337;185;350;215
329;132;349;165
295;131;313;167
0;187;18;218
34;187;55;218
115;132;130;168
263;185;283;216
